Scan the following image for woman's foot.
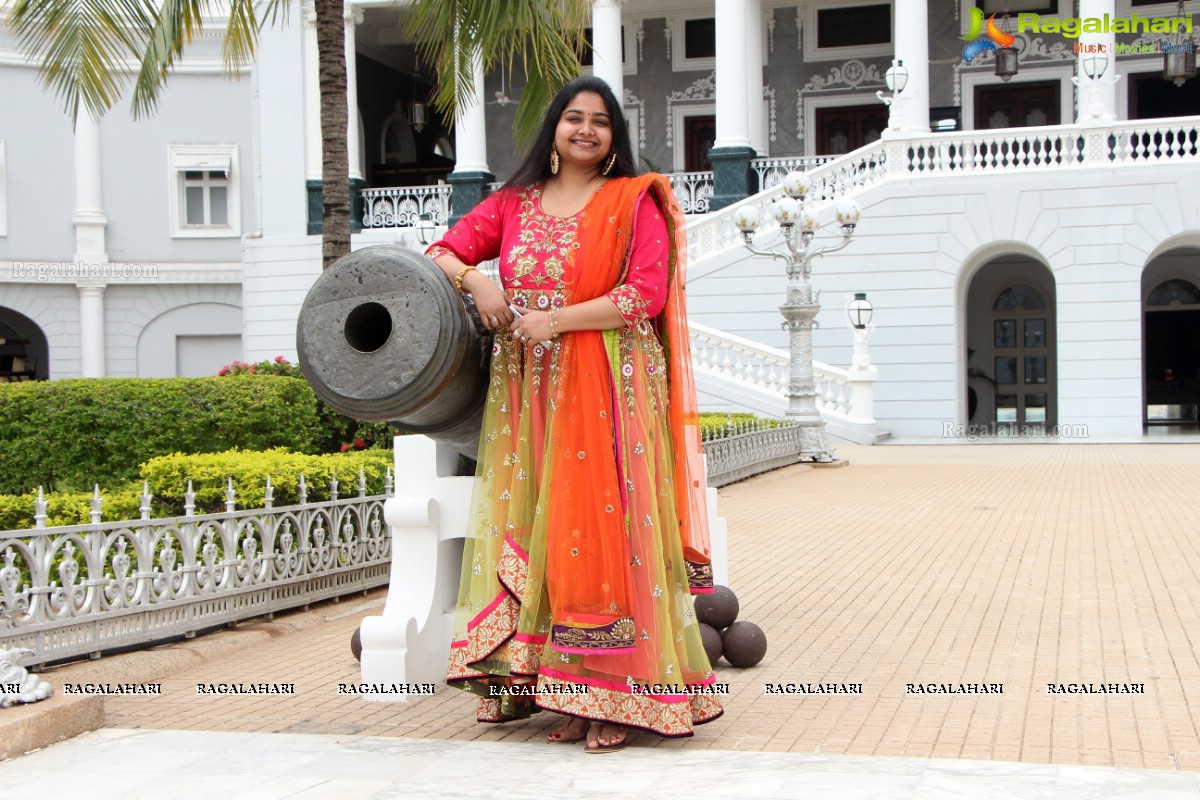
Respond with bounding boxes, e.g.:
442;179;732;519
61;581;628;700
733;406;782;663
546;715;589;743
585;722;628;753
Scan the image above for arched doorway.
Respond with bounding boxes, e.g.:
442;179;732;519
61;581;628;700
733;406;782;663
1143;248;1200;429
0;307;49;381
965;256;1057;432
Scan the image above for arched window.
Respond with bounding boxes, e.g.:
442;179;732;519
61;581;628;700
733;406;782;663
1147;279;1200;307
993;284;1047;311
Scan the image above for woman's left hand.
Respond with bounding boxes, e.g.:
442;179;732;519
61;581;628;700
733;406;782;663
510;310;554;344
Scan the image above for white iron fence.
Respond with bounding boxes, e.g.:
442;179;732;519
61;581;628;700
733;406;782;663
701;419;805;487
0;472;393;664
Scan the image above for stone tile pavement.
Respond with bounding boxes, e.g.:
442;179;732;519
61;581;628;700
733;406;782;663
4;443;1200;789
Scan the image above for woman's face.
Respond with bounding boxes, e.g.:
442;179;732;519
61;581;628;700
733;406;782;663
553;91;614;173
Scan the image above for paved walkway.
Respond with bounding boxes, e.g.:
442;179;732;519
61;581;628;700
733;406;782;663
3;443;1200;795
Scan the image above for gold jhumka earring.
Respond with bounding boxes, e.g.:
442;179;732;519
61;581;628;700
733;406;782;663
550;147;560;175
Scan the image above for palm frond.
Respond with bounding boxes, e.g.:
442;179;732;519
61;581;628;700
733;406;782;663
130;0;210;119
8;0;157;123
405;0;590;146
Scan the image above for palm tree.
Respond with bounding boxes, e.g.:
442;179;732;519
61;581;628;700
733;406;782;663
405;0;589;146
6;0;589;269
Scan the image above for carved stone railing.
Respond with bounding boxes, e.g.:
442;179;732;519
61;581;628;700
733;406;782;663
685;145;890;264
0;475;393;664
361;186;452;229
689;321;880;444
906;118;1200;173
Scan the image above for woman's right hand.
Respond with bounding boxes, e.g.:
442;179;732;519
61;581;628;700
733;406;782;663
464;271;513;331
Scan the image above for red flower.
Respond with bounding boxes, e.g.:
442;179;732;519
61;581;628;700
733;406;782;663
354;438;365;448
274;355;286;363
340;443;351;452
248;367;256;374
218;366;228;376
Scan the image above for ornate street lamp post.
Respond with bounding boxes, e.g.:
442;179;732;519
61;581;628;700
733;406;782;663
734;172;863;462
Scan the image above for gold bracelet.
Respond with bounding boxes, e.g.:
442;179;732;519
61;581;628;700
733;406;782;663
453;265;477;294
549;309;561;338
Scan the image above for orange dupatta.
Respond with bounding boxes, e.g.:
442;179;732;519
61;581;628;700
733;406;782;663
543;174;713;654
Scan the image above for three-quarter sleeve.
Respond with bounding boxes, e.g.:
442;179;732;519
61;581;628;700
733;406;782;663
605;192;670;325
424;192;506;266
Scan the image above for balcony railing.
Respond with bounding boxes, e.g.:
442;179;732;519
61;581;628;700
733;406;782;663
361;185;452;229
752;156;836;188
360;157;835;226
686;115;1200;265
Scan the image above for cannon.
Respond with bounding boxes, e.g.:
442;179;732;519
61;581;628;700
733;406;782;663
296;245;491;459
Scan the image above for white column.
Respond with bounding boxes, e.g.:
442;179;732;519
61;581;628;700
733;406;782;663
78;283;107;378
592;0;624;103
714;0;752;149
345;3;364;181
892;0;930;133
745;0;765;155
1076;0;1118;121
302;1;321;181
72;111;108;264
454;48;490;174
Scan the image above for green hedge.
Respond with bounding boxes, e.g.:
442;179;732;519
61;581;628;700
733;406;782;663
216;356;395;454
698;412;786;440
0;449;395;529
139;448;394;514
0;377;325;495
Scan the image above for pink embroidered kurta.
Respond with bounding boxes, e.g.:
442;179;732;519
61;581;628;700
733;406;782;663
427;180;721;738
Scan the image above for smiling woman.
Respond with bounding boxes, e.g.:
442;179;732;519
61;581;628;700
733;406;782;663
424;76;722;754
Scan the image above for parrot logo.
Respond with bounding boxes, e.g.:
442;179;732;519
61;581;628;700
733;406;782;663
961;7;1017;63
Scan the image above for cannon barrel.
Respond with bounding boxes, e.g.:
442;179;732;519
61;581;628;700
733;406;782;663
296;245;490;459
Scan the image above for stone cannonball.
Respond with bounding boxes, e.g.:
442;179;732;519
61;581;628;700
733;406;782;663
721;621;767;668
699;622;724;666
296;245;491;458
693;585;739;630
351;625;363;662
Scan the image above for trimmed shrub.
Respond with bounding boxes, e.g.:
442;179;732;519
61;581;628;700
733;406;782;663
0;449;395;529
139;448;394;514
0;377;324;494
0;487;145;531
216;357;395;454
698;412;786;440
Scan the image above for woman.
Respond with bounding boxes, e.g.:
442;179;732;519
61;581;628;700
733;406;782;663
427;76;720;752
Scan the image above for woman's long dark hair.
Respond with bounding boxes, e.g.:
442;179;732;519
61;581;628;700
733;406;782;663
502;76;639;190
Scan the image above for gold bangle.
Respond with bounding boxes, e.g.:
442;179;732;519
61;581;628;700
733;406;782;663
549;309;561;338
453;265;477;294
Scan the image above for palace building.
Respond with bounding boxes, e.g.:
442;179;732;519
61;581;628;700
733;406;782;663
3;0;1199;439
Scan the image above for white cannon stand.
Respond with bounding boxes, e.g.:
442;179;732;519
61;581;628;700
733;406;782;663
358;435;728;700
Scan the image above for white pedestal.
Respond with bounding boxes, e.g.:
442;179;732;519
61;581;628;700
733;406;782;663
359;435;472;700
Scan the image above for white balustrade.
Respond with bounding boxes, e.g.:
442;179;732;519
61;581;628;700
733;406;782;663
689;321;878;443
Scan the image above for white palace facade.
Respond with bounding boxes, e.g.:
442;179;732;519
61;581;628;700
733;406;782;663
2;0;1200;439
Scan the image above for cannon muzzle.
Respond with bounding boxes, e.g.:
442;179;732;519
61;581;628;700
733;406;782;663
296;245;491;459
